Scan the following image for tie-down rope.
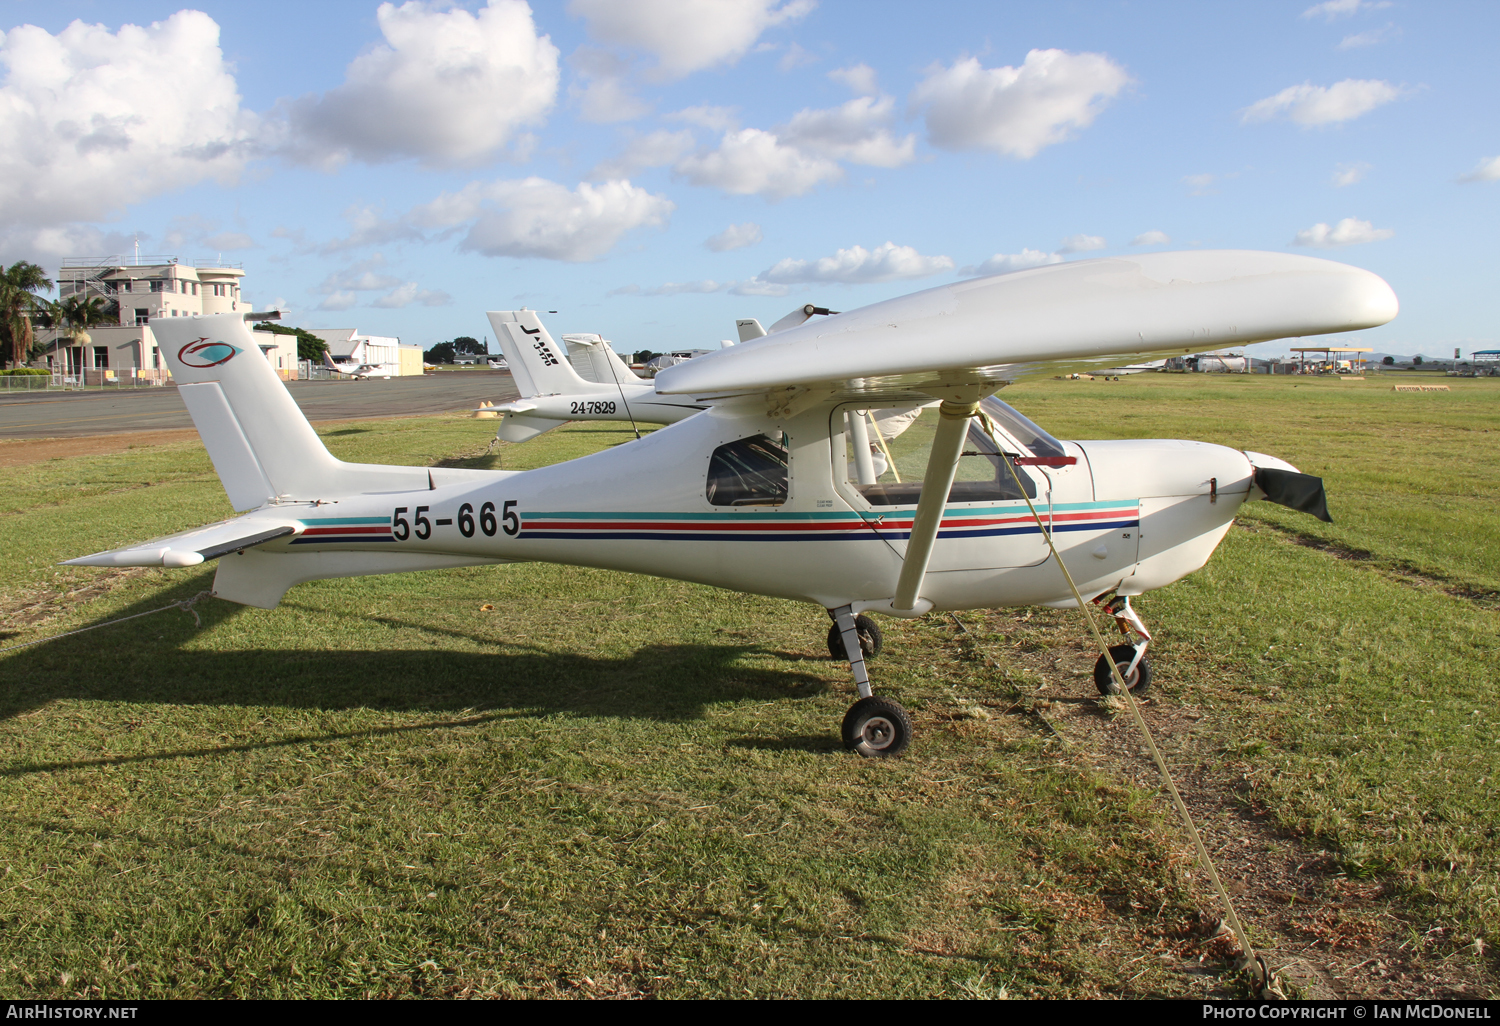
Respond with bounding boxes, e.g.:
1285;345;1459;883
974;414;1274;994
0;590;215;656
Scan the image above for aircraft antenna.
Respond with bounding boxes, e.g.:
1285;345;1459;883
602;339;641;439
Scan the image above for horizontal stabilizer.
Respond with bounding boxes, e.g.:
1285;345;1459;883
62;518;301;568
655;252;1398;399
497;411;568;442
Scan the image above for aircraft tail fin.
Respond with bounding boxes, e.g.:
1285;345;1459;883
153;314;344;510
487;310;605;398
561;333;642;385
736;318;767;342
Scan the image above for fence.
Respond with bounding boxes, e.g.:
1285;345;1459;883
0;368;176;391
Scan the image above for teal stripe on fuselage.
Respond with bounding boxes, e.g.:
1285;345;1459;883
298;516;392;525
529;501;1137;522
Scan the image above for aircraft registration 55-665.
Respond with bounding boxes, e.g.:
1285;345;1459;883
66;250;1397;757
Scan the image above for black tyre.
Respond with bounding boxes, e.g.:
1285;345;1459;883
841;696;913;758
1093;644;1152;696
827;615;883;661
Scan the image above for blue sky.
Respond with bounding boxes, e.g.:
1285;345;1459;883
1;0;1495;358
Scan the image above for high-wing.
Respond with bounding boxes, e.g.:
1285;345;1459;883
653;251;1397;402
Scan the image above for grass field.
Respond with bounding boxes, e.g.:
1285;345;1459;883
0;372;1496;999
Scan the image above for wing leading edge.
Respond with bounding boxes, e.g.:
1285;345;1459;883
653;251;1398;401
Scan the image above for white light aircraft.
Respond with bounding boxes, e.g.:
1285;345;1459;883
321;352;386;380
485;310;706;442
488;304;844;444
65;251;1396;757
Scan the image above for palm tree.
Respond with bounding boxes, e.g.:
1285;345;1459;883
0;262;53;369
55;294;116;340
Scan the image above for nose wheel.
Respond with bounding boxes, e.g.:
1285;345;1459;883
1090;595;1153;697
828;605;911;758
1094;644;1152;696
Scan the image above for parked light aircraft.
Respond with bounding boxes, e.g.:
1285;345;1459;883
486;310;707;442
65;251;1396;757
491;308;922;465
321;352;386;380
488;305;842;444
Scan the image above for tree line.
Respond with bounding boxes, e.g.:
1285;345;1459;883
423;337;485;364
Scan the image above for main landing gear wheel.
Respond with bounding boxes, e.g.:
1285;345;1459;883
841;696;912;758
827;615;883;660
1094;644;1152;697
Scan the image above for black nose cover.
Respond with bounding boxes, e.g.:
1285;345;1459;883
1253;467;1332;523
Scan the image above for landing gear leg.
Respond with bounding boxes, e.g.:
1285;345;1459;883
830;604;912;757
1090;594;1153;696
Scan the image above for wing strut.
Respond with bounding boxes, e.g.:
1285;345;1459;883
892;399;979;611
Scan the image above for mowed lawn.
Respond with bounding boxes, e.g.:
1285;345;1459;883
0;372;1495;998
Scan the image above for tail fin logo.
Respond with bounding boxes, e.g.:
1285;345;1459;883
179;337;242;368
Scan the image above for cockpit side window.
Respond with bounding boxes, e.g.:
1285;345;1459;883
840;403;1039;506
706;434;789;506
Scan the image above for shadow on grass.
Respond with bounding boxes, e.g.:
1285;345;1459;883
727;734;843;754
1;711;528;776
0;576;831;724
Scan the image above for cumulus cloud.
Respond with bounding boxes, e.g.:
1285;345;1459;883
587;129;694;180
611;275;789;297
829;63;878;96
1291;217;1393;247
1458;156;1500;183
780;95;917;168
569;0;814;80
317;255;403;295
162;215;255;252
644;279;726;296
413;177;675;261
728;278;790;296
204;232;256;251
761;241;954;284
8;225;139;264
1339;23;1399;48
0;11;255;236
778;42;817;72
1302;0;1390;20
319;205;424;254
910;49;1130;159
371;282;453;308
282;0;559;167
1131;230;1171;246
670;94;917;199
665;105;740;131
1182;173;1226;195
318;291;359;311
674;128;843;199
1057;234;1106;254
568;45;650;124
959;249;1064;277
1241;79;1402;126
1333;162;1370;187
706;222;763;251
314;178;672;262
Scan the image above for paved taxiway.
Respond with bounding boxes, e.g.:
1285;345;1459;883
0;373;520;439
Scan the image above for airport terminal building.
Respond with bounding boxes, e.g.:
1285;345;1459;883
40;256;300;383
39;256;424;383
